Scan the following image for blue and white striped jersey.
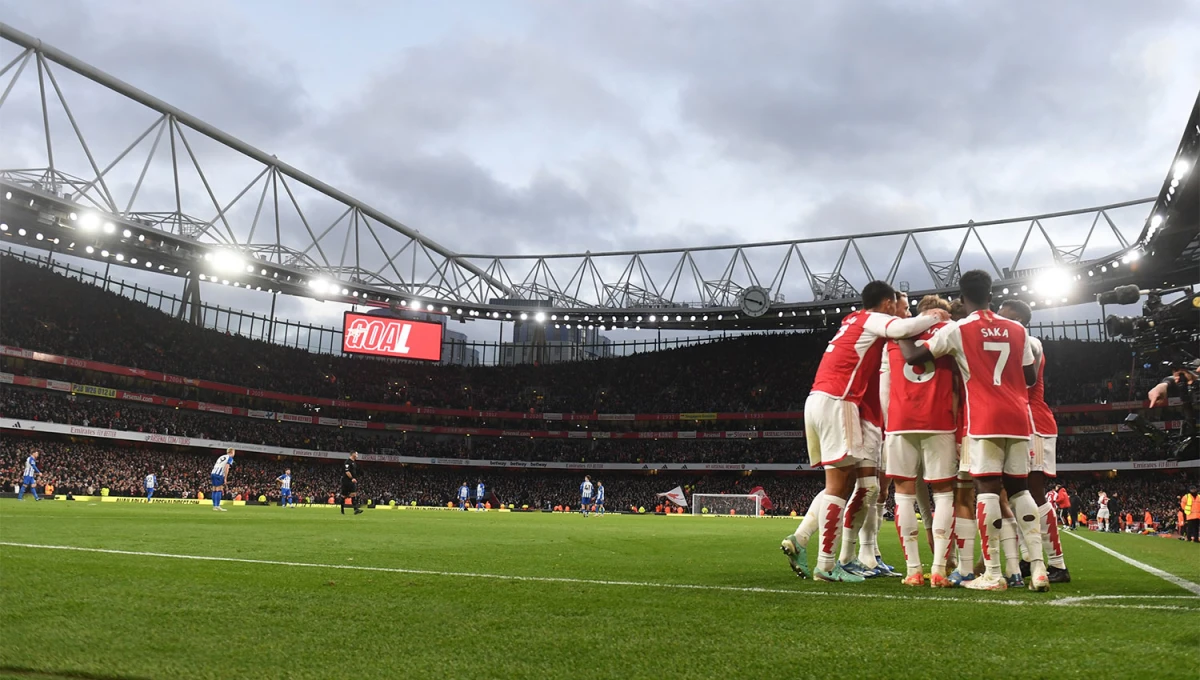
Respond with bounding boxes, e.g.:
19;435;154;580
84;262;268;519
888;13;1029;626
277;474;291;490
212;454;233;476
596;485;605;502
476;483;486;499
145;474;156;489
580;480;594;498
23;456;39;477
458;485;470;500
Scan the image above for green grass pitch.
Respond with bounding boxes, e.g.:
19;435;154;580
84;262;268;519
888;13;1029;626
1;502;1197;680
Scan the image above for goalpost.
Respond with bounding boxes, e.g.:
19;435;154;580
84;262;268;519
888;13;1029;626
691;494;763;517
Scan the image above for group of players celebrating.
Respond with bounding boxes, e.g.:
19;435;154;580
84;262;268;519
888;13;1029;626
782;269;1070;592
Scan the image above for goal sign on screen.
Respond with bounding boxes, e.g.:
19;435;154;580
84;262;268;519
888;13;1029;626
342;312;444;362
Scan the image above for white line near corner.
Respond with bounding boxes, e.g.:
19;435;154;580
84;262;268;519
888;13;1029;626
1061;530;1200;596
0;541;1196;611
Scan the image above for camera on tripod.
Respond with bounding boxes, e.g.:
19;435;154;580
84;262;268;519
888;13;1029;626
1100;284;1199;357
1100;285;1199;461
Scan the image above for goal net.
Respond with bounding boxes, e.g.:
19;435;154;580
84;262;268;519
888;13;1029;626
691;494;762;517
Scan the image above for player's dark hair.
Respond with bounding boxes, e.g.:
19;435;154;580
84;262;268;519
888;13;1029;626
949;299;966;321
862;280;896;310
999;299;1032;326
958;270;993;307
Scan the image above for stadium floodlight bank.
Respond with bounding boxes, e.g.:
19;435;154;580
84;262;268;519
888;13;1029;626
691;494;763;517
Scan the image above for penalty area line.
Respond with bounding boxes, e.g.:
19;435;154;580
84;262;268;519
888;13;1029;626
1061;531;1200;597
0;541;1195;611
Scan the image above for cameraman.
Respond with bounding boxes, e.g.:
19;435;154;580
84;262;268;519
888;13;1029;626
1147;365;1197;408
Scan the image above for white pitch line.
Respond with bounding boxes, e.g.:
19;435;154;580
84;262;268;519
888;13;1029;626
1061;531;1200;597
1;541;1196;611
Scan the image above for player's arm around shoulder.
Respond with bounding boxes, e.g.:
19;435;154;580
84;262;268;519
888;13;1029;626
900;313;956;365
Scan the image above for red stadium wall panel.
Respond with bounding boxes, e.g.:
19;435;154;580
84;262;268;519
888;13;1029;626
341;312;443;362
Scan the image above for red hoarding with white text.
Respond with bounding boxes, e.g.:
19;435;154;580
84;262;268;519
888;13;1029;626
342;312;443;362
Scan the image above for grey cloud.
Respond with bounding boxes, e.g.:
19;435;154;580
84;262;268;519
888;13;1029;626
337;149;638;257
540;1;1197;181
0;0;309;145
336;35;636;147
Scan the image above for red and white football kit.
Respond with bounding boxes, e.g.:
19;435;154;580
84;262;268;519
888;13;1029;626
925;310;1034;478
807;310;940;468
883;321;959;483
1027;336;1059;477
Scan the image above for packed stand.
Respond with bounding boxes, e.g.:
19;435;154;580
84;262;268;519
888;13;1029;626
0;387;806;464
4;386;1177;465
2;439;825;512
1;256;1148;416
1067;475;1194;533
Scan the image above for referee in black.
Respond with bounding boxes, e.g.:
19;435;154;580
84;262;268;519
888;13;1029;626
341;451;363;515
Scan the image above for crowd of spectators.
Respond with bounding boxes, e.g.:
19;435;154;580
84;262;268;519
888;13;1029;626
1068;476;1193;533
5;440;1190;523
1;439;824;512
1;256;1150;418
4;386;1181;465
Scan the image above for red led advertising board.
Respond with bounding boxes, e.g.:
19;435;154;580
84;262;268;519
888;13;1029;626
342;312;444;362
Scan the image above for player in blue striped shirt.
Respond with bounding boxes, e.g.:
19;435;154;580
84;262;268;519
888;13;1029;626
145;473;156;500
210;448;235;512
18;451;40;501
458;483;470;511
580;476;594;517
475;480;487;510
595;482;606;516
276;469;293;507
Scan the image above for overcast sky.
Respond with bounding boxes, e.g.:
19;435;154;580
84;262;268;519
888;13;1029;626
1;1;1198;342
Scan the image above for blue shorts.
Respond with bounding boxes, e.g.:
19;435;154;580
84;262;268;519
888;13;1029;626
281;489;291;496
581;497;592;506
210;474;225;487
23;476;35;486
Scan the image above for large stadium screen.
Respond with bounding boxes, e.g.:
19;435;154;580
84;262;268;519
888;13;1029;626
341;312;444;362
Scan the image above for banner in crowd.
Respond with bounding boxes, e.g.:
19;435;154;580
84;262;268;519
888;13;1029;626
657;486;688;506
4;418;1194;473
2;345;1180;424
748;486;774;511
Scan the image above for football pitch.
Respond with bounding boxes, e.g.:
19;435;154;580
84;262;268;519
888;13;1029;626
1;502;1198;680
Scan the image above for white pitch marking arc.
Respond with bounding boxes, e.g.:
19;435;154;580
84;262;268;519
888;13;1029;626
1;542;1197;612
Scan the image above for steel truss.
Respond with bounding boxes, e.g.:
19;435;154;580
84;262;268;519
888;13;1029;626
0;23;1166;330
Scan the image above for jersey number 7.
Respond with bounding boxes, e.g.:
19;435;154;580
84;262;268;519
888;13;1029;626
982;341;1010;386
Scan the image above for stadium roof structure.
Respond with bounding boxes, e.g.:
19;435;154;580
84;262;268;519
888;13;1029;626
0;23;1195;331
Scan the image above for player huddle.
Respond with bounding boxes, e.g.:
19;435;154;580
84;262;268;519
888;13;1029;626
782;270;1070;592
